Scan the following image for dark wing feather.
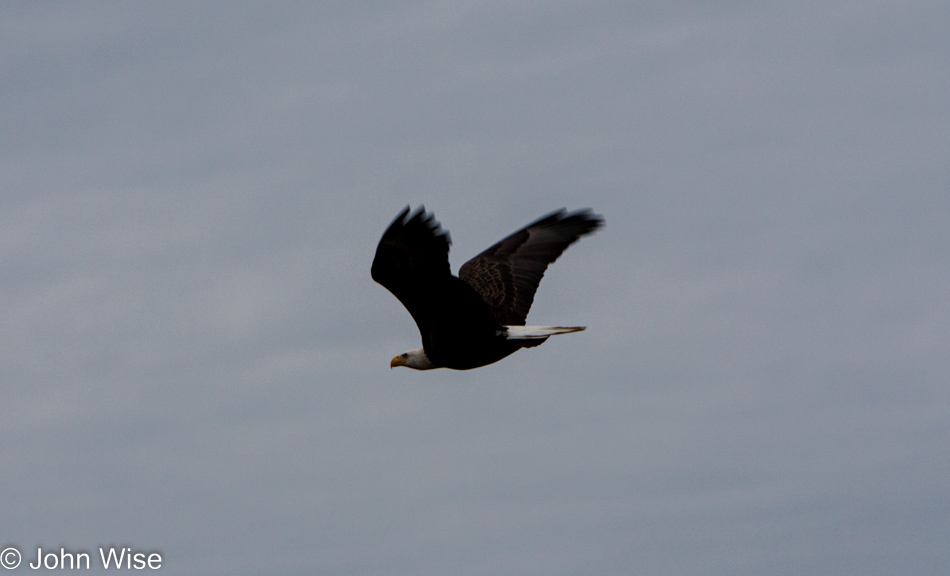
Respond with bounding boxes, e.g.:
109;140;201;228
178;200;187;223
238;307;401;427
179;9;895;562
371;206;452;336
458;208;603;325
372;206;503;364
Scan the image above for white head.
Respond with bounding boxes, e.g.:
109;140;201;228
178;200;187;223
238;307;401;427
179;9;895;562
390;348;436;370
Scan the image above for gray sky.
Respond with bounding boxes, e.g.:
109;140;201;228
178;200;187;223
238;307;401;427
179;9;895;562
2;1;948;574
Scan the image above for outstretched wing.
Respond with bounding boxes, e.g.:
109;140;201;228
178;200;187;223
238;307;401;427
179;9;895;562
371;206;452;333
458;208;603;326
372;206;503;360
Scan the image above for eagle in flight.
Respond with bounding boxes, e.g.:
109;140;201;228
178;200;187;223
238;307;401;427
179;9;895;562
372;206;603;370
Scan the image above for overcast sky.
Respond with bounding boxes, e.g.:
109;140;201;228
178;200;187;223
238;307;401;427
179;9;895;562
2;1;948;574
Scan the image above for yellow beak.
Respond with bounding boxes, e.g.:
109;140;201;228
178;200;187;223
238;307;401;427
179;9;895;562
391;355;407;369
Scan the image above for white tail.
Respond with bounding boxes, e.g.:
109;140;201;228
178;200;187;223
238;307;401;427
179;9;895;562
504;325;586;340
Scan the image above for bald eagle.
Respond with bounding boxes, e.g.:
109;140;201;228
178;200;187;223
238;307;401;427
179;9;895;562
372;206;603;370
